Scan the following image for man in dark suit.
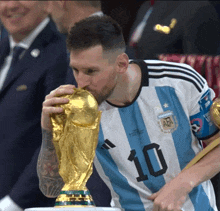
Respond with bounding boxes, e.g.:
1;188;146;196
127;1;220;59
0;1;70;210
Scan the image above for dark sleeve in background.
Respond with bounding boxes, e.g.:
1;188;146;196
102;1;220;58
101;0;145;44
9;148;56;208
182;1;220;55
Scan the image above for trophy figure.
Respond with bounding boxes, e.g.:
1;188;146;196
50;88;102;207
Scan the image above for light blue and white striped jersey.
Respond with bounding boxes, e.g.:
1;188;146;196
94;60;219;211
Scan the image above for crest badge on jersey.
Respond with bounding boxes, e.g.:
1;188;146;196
157;111;178;133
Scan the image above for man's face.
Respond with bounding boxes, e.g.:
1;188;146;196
48;1;68;34
0;1;48;41
49;1;83;35
69;45;118;105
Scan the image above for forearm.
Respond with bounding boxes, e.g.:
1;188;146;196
37;129;64;198
177;143;220;189
148;143;220;210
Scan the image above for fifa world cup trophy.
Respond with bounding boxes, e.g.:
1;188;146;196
50;88;102;208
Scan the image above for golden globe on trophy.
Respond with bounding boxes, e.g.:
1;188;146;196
210;97;220;129
25;88;120;211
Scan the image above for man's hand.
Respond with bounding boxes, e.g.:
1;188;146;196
148;175;193;211
41;84;75;131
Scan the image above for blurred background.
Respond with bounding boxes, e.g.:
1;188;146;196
0;1;219;211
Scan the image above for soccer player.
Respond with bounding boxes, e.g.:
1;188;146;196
37;16;220;211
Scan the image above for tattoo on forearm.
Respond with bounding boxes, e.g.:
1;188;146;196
37;129;64;197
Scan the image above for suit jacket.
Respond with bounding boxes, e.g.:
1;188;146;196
0;20;111;209
127;1;220;59
0;20;70;208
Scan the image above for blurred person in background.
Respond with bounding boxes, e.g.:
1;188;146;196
48;0;103;36
127;0;220;59
101;0;144;44
0;1;71;210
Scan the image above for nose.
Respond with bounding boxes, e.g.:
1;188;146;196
75;72;90;89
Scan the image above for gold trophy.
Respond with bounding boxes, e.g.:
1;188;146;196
50;88;102;207
183;97;220;170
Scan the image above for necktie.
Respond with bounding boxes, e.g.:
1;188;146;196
7;46;25;77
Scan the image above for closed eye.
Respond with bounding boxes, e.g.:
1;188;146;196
86;69;97;75
72;67;79;74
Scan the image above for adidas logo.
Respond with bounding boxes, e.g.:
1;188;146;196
101;139;116;150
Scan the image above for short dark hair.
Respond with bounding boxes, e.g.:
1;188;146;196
66;15;125;52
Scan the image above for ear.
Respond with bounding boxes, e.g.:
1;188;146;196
116;53;129;74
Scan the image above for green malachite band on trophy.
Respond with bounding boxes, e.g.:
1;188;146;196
55;189;95;207
55;201;95;206
60;190;91;195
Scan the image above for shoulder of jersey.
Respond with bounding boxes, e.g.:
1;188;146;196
143;60;206;93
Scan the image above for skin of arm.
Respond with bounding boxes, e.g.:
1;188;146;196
37;129;64;198
148;132;220;211
37;85;75;197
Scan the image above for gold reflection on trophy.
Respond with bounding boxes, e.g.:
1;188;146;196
210;97;220;128
51;88;102;207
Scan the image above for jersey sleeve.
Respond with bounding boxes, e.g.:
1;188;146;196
189;86;219;140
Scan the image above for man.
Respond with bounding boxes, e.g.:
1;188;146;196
48;1;103;35
46;1;111;207
127;1;220;59
0;1;70;210
127;1;220;209
37;16;220;211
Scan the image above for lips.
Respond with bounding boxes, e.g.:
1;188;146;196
10;14;23;18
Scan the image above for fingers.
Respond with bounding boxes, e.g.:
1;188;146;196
43;84;75;111
150;191;184;211
152;200;183;211
41;85;75;130
148;192;158;201
46;84;75;99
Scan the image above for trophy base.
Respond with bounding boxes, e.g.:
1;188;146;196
55;190;95;207
25;208;121;211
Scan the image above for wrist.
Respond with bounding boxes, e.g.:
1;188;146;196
175;172;197;192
